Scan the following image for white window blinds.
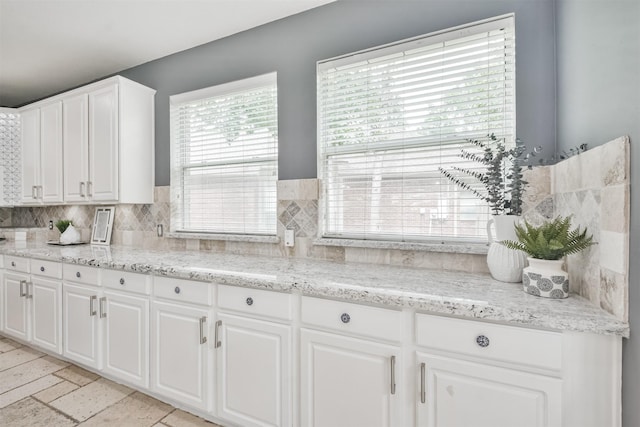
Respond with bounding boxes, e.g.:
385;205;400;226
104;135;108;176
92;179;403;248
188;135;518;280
318;15;515;242
170;73;278;235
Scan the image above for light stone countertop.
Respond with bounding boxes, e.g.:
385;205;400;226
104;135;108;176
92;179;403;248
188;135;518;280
0;242;629;337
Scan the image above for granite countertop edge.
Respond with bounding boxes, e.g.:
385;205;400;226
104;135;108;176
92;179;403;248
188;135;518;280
0;243;629;337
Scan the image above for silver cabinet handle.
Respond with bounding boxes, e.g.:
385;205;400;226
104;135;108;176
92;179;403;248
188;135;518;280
340;313;351;323
26;282;33;299
76;271;81;278
19;280;27;297
214;320;222;348
420;362;426;403
199;316;207;344
246;297;253;306
32;186;37;199
390;355;396;395
99;297;107;318
80;181;86;197
87;181;93;197
36;185;43;200
89;295;97;316
119;278;125;285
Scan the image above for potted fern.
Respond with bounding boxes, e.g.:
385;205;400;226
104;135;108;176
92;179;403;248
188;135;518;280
501;216;595;298
439;134;530;282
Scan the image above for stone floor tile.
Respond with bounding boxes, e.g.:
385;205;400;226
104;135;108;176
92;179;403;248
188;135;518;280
0;337;24;353
0;374;63;408
161;409;224;427
54;364;100;386
33;380;79;403
50;377;134;422
0;346;44;371
0;397;77;427
0;356;68;394
78;391;173;427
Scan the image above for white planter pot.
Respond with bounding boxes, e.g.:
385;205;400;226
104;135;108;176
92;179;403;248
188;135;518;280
522;258;569;299
486;215;527;283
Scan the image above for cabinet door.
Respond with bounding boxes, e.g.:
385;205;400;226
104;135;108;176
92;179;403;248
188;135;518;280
217;313;291;427
20;108;40;204
39;101;64;203
151;300;210;411
31;277;62;354
2;272;30;341
300;329;402;427
103;290;149;388
416;353;562;427
63;94;89;202
63;283;102;369
89;85;119;201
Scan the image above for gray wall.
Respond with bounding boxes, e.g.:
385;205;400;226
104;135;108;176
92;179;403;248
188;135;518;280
119;0;556;185
555;1;640;426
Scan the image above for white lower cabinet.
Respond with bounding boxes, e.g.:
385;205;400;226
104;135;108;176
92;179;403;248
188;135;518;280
30;276;63;354
415;353;562;427
103;290;149;388
216;312;291;427
151;300;211;411
300;328;403;427
63;282;102;369
2;271;30;341
2;267;62;354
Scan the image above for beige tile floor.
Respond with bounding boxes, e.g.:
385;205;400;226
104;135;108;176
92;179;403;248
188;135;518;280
0;336;223;427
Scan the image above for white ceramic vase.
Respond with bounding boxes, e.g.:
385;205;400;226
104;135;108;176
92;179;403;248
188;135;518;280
522;258;569;299
486;215;528;283
60;224;81;244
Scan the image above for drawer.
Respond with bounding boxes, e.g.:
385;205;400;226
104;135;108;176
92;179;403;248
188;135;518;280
5;255;30;273
30;258;62;279
218;284;292;321
301;296;403;342
103;269;150;295
415;313;562;371
63;263;100;287
154;276;212;306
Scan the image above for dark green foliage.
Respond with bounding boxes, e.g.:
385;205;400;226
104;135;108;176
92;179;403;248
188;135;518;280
439;134;529;215
501;216;595;260
55;220;72;234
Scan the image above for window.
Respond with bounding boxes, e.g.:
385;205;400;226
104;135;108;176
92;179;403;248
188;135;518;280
317;15;515;242
170;73;278;235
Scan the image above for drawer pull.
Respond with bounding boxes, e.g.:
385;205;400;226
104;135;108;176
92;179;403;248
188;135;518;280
390;355;397;395
119;278;125;285
246;297;254;306
76;271;81;278
420;362;426;403
340;313;351;324
174;286;181;294
40;266;45;272
199;316;207;344
11;261;15;267
476;335;490;348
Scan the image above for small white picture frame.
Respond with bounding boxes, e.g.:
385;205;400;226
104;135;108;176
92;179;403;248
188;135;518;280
91;206;115;245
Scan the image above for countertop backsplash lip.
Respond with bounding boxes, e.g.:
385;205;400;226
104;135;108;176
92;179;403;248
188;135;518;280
0;242;629;337
312;237;489;254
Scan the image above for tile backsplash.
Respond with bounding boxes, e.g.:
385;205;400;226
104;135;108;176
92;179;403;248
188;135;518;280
523;136;630;322
0;136;630;316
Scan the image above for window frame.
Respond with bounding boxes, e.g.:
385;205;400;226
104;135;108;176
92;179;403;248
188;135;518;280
316;14;516;244
169;72;278;238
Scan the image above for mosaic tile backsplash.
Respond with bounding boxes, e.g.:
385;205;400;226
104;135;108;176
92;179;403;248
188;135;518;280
0;109;21;207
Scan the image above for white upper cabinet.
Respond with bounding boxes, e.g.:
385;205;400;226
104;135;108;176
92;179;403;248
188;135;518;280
24;75;156;205
20;101;64;204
